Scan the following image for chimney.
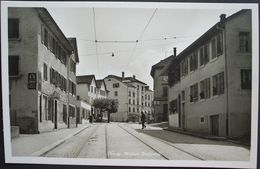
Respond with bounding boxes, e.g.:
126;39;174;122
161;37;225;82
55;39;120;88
133;75;136;79
122;72;125;79
173;47;177;57
220;14;226;23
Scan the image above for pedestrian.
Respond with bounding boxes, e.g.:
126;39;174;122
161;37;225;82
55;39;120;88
141;111;146;129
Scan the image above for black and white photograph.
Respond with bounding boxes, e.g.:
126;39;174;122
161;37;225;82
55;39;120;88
1;1;259;168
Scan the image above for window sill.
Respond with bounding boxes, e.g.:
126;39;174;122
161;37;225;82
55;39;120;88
199;65;205;70
9;74;22;79
9;38;21;41
210;57;218;63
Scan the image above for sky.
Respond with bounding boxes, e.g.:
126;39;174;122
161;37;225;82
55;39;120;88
47;4;243;89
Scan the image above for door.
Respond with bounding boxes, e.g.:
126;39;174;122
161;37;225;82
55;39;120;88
76;107;80;124
162;104;168;121
211;115;219;136
178;95;181;128
54;100;57;129
182;103;185;130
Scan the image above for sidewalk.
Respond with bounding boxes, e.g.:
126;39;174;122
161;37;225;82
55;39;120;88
165;127;250;147
11;123;91;156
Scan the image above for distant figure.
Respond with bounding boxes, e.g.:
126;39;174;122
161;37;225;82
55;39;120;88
141;112;146;129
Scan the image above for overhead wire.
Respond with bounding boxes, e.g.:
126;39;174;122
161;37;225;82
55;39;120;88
80;38;195;57
93;8;100;76
127;8;158;65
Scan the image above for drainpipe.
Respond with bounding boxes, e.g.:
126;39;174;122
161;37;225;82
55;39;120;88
67;55;70;128
217;17;229;138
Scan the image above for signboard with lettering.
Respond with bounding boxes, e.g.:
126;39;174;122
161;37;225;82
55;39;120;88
28;73;37;90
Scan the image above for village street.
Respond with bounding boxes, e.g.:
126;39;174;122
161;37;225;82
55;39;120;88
12;122;250;161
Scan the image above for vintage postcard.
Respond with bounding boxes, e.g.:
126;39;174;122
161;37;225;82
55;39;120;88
1;1;259;168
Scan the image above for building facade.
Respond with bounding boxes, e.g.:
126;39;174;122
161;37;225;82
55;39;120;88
150;48;176;122
104;73;154;122
163;10;251;138
8;8;79;133
76;75;109;121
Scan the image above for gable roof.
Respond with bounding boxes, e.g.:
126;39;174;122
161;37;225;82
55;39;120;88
36;8;73;53
105;75;147;85
96;79;108;91
76;75;96;86
150;55;175;77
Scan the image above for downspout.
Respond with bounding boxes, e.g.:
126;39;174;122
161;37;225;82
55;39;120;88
67;54;70;128
217;20;229;138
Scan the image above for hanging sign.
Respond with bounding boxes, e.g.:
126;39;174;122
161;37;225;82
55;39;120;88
28;73;37;89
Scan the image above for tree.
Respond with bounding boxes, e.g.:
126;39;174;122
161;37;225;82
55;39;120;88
92;98;118;123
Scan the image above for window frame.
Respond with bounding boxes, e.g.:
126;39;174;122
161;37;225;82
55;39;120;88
9;55;20;77
8;18;20;39
241;69;251;89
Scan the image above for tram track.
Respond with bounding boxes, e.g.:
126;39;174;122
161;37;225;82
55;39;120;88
118;123;204;160
116;124;169;160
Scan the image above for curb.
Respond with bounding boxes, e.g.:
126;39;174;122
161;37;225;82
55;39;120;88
163;127;227;141
30;124;91;157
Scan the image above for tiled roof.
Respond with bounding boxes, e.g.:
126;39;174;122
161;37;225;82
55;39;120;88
105;75;147;85
76;75;95;85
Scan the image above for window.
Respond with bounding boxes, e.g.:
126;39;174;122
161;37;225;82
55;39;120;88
63;104;67;123
213;72;224;96
133;92;135;97
163;76;168;82
190;52;198;72
128;91;131;97
199;47;204;66
113;83;119;88
239;32;250;52
211;38;217;59
91;86;93;93
133;100;135;105
129;107;131;112
200;78;210;99
241;69;251;89
137;85;139;90
114;91;118;96
169;99;177;114
129;99;131;104
180;58;188;76
69;105;75;117
190;83;198;102
204;44;209;64
43;63;48;81
200;44;209;66
162;86;168;97
8;19;19;39
70;59;76;73
133;107;135;112
181;90;185;101
9;55;19;76
44;28;48;47
217;32;223;55
200;116;205;123
148;95;150;100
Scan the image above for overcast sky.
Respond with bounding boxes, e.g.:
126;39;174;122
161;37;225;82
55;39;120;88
47;5;243;89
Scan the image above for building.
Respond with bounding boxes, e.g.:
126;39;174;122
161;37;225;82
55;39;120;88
8;8;79;133
162;10;251;138
76;75;109;121
104;72;154;122
68;38;79;127
150;48;177;122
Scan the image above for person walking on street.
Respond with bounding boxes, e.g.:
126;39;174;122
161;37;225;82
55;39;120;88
141;111;146;129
